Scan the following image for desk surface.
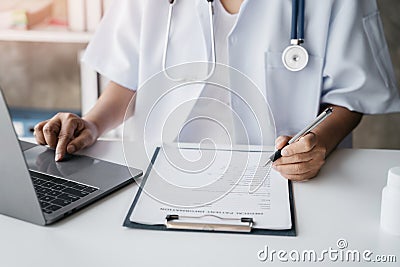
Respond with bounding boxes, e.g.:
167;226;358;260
1;140;400;266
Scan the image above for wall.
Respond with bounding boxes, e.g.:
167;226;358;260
353;0;400;149
0;0;81;111
0;41;84;111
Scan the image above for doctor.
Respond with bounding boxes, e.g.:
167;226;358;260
34;0;400;181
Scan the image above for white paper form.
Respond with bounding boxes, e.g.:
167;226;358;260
130;146;292;230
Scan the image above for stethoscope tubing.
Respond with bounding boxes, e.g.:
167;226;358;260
163;0;216;81
291;0;305;42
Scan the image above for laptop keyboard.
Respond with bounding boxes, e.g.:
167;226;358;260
30;171;99;214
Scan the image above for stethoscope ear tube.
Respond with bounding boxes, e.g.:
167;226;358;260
162;0;216;81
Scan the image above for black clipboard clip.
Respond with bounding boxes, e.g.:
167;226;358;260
165;214;254;233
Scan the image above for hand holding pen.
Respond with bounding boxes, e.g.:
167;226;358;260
265;107;333;170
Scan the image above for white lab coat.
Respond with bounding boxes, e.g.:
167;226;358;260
83;0;400;146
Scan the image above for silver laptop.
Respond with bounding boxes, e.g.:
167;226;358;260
0;88;142;225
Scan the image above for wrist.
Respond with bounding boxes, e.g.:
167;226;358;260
82;117;101;140
312;129;333;158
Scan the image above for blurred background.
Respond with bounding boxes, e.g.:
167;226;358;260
0;0;399;148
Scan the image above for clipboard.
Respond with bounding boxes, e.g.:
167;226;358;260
123;147;296;236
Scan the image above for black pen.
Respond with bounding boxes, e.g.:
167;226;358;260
264;107;333;166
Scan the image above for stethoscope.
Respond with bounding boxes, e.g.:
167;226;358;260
162;0;308;81
282;0;309;72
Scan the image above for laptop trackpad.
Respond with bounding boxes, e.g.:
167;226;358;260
24;146;100;178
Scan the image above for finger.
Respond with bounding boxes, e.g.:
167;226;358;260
274;144;326;165
273;158;324;176
275;136;291;149
281;132;317;157
55;117;85;161
42;120;62;149
274;151;315;165
66;129;95;154
281;171;315;182
33;121;48;145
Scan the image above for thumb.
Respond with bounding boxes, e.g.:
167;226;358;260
66;129;96;154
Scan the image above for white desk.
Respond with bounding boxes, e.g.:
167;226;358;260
1;140;400;266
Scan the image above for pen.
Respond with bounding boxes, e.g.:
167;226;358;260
264;107;333;166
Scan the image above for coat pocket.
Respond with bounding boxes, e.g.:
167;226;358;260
265;51;324;135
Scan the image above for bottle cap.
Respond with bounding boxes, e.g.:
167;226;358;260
387;167;400;188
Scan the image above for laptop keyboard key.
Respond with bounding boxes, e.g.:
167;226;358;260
52;185;66;191
36;193;45;199
83;187;98;193
51;178;67;184
33;178;46;186
37;187;52;195
63;188;89;198
47;190;62;197
58;193;80;202
35;185;43;191
36;175;53;182
40;201;51;208
42;182;57;188
51;198;71;207
46;205;62;212
63;181;79;188
41;196;55;202
73;184;87;191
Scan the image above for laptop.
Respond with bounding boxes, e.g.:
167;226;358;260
0;88;143;225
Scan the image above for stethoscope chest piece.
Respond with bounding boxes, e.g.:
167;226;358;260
283;0;308;72
282;44;309;72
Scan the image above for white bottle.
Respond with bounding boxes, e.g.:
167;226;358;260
380;167;400;236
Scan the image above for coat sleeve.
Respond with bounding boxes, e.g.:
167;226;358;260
81;0;144;90
321;0;400;114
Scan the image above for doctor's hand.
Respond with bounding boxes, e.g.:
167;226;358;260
34;113;99;162
272;133;327;181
